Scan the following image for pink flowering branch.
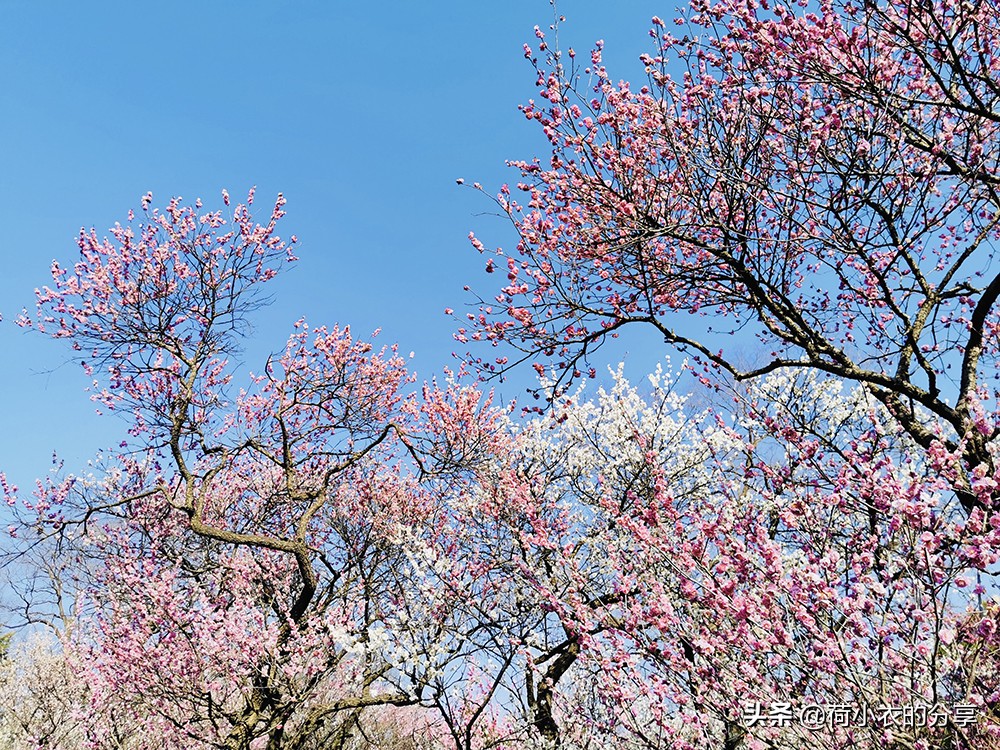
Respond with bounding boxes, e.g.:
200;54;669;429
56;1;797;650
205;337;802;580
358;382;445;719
467;0;1000;517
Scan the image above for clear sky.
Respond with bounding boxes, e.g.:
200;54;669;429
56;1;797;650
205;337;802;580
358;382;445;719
0;1;675;499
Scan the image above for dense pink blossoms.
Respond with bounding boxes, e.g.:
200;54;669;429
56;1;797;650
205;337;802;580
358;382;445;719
468;0;1000;518
2;0;1000;747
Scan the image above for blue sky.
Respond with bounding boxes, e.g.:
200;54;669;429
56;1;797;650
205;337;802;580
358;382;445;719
0;1;676;497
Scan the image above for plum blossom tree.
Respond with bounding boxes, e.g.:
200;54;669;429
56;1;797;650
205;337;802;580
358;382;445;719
5;2;1000;745
458;6;1000;740
0;632;86;749
457;366;999;749
465;0;1000;519
5;184;997;750
6;191;492;750
0;630;443;750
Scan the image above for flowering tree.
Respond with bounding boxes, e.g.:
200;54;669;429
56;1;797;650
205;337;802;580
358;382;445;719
7;191;493;750
0;633;86;748
5;181;997;750
454;366;1000;749
4;2;1000;745
466;0;1000;518
459;5;1000;740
